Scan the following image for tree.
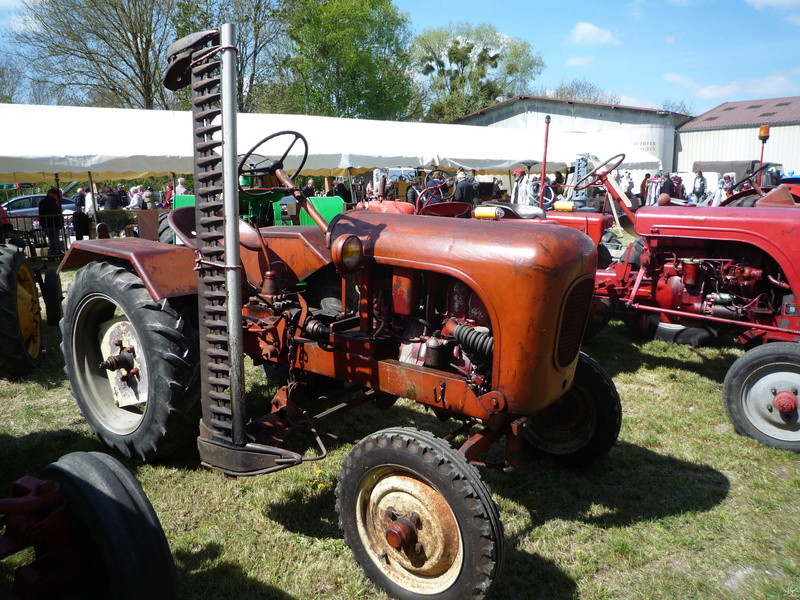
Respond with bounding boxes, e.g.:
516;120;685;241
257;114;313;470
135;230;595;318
411;23;544;123
10;0;178;109
537;79;620;105
172;0;287;113
283;0;415;120
0;57;21;104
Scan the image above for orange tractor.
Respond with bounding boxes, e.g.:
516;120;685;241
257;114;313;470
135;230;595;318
56;25;621;599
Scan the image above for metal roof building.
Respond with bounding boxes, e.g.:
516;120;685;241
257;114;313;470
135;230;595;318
453;95;690;171
676;96;800;178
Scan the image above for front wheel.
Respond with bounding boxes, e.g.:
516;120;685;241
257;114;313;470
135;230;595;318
60;261;200;461
523;352;622;465
336;427;504;600
723;342;800;452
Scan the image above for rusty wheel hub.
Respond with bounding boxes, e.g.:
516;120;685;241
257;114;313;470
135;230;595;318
356;469;462;595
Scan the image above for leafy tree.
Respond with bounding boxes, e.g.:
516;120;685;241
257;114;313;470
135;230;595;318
0;57;20;103
537;79;620;105
412;23;544;123
10;0;178;109
284;0;414;120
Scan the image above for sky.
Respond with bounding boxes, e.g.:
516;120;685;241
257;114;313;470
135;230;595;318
1;0;799;116
393;0;800;115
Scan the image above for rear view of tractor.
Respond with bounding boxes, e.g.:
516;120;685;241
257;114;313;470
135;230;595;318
57;25;621;599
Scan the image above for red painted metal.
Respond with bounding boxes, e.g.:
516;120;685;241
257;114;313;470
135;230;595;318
773;391;798;414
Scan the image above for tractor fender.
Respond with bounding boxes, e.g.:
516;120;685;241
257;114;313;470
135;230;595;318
58;238;197;300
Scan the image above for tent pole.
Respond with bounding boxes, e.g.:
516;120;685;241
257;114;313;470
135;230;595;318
87;172;97;215
347;167;354;208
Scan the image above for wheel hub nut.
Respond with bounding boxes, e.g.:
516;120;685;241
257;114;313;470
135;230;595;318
385;514;419;550
773;391;798;414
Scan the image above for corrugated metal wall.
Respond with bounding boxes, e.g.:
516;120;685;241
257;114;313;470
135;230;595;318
677;125;800;174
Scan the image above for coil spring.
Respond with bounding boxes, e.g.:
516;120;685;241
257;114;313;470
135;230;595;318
453;323;493;359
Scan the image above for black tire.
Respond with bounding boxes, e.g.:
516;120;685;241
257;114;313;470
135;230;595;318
596;243;613;269
0;244;42;375
60;261;199;461
42;268;63;326
336;427;504;600
41;451;176;599
723;342;800;452
523;352;621;466
157;211;175;244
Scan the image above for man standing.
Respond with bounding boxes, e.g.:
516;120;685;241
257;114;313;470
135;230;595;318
38;187;63;255
175;177;188;196
301;178;315;198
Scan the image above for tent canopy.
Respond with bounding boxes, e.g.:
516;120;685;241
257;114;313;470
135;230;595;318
0;103;660;183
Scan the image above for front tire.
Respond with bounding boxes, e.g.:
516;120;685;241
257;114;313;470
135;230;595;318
336;427;504;600
723;342;800;452
41;451;176;599
0;244;42;375
60;261;199;461
523;352;621;465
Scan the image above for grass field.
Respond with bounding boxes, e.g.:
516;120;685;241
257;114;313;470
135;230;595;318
1;277;799;600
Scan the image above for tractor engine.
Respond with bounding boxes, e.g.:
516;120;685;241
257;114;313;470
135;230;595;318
652;250;786;323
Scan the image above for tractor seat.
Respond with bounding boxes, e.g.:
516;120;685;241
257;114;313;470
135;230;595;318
755;185;800;208
167;205;268;251
481;201;546;220
167;206;198;249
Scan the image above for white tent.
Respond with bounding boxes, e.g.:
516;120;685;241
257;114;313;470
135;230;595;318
0;103;660;182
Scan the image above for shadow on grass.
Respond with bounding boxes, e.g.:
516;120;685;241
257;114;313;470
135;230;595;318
0;429;104;485
488;441;729;530
583;321;741;383
174;542;297;600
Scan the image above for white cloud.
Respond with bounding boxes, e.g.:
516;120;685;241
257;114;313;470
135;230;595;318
619;94;657;109
567;23;620;46
628;0;645;19
663;72;699;89
566;55;595;67
746;0;800;8
789;13;800;23
664;35;678;44
663;70;800;100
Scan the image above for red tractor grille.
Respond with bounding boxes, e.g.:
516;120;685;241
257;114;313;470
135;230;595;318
557;277;594;367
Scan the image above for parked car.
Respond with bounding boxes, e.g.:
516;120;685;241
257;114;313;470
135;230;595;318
2;194;78;218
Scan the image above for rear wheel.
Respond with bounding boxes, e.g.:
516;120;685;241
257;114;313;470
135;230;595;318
723;342;800;452
336;427;503;600
41;451;176;599
157;211;175;244
523;352;621;465
0;244;42;375
42;268;63;326
60;261;199;461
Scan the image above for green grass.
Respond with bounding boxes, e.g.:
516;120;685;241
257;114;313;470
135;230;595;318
1;288;799;599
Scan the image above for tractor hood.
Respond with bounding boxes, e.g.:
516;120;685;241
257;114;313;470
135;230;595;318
329;209;598;412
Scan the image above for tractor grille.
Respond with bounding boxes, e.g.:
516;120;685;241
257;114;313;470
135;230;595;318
556;277;594;367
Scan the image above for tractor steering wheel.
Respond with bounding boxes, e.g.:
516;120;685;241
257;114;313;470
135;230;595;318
238;130;309;199
420;168;456;207
573;153;626;191
731;163;771;192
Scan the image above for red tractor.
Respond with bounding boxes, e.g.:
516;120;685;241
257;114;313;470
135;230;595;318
554;155;800;453
56;26;620;599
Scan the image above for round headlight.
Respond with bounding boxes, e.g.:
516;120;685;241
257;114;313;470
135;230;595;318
331;234;363;273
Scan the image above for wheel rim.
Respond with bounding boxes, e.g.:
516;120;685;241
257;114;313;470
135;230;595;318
740;361;800;442
16;261;42;361
356;467;463;595
71;293;149;435
524;384;597;454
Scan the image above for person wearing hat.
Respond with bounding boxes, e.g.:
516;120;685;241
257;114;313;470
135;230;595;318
453;170;476;205
511;168;527;204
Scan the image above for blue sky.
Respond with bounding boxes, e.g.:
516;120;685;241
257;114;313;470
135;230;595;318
2;0;799;116
395;0;800;115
